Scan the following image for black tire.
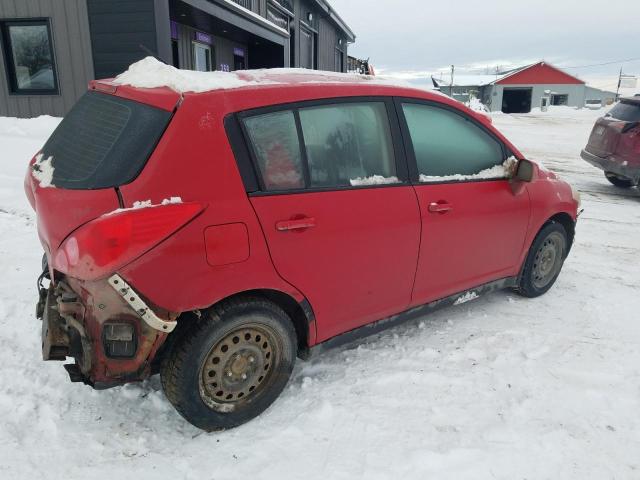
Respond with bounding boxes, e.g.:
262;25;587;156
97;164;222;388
160;297;297;431
604;171;635;188
517;222;568;298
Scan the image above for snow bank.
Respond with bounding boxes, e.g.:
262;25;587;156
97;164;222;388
420;157;518;182
112;57;444;95
350;175;400;186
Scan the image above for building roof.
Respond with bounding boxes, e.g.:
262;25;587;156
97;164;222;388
432;61;586;88
312;0;356;42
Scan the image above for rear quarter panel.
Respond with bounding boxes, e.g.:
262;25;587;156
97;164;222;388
117;95;306;319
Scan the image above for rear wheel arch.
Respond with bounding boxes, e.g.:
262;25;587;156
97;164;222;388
164;289;314;361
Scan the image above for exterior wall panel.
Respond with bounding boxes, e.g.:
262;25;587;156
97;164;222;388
87;0;158;79
0;0;94;117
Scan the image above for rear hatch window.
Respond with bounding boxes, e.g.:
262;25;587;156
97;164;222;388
42;91;172;189
608;101;640;122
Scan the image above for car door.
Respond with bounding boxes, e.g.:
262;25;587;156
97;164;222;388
396;99;531;306
240;99;421;342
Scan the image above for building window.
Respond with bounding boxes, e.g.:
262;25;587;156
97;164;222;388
551;94;568;106
0;19;58;95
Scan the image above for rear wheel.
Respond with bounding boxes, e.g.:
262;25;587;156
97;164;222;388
604;171;635;188
160;297;296;431
517;222;568;298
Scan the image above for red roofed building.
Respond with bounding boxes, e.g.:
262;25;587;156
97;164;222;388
433;61;617;113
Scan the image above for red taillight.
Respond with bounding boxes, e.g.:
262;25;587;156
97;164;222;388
54;202;204;280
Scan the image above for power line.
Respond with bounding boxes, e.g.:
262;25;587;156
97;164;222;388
562;57;640;69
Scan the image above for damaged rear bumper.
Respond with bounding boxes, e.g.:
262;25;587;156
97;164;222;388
37;271;178;389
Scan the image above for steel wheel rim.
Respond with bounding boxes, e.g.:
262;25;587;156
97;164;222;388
200;324;279;406
532;231;565;289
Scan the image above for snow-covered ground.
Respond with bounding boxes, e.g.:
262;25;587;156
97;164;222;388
1;106;639;479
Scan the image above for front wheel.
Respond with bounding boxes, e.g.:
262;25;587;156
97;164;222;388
604;171;635;188
160;297;297;431
517;222;568;298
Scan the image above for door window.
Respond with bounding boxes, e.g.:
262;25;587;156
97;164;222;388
401;103;507;181
243;111;305;191
299;102;398;187
193;42;212;71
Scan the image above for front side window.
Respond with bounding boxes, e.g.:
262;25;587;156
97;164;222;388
299;102;398;187
244;111;305;191
402;103;506;181
1;19;58;94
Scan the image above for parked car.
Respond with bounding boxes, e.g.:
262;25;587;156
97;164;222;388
581;96;640;187
25;67;580;431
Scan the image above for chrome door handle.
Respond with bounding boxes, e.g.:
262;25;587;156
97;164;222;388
276;217;316;231
428;202;453;214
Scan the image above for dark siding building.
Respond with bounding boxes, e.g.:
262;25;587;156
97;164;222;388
0;0;355;117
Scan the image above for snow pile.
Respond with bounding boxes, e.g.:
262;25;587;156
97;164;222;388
31;153;55;188
420;157;518;182
161;196;183;205
466;97;489;113
106;197;183;216
112;57;445;95
350;175;400;186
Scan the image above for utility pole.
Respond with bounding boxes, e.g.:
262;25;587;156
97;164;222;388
616;66;622;101
450;65;455;98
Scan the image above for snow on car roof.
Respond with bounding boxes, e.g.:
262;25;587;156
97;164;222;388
112;56;439;95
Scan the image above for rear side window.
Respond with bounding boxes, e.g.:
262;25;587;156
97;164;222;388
241;101;399;192
402;103;505;180
42;91;172;189
243;111;305;191
608;101;640;122
299;103;397;187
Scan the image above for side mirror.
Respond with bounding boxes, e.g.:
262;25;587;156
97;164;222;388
515;159;534;182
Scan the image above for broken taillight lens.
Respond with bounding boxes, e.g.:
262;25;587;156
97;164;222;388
54;202;204;280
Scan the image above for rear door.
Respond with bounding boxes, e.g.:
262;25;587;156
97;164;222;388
239;98;421;342
397;99;530;305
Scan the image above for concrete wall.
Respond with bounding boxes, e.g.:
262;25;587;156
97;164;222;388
0;0;94;117
487;84;587;112
584;86;616;106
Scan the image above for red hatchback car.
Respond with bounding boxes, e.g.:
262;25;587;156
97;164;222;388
25;62;580;431
581;96;640;188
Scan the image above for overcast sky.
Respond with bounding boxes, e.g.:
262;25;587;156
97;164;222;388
329;0;639;91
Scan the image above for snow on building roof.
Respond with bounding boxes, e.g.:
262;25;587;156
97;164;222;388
432;74;503;88
112;57;447;95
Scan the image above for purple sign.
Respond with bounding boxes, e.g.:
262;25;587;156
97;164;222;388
170;21;178;40
195;31;212;45
233;47;245;58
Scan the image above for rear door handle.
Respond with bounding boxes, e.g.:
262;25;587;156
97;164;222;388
428;202;453;214
276;217;316;231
